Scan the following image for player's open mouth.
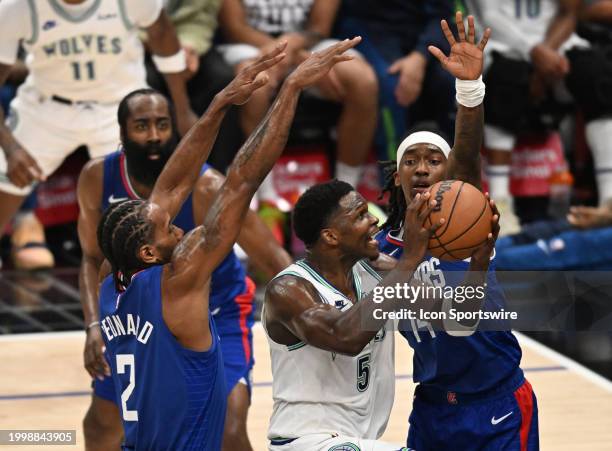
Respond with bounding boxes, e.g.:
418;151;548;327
412;183;430;195
148;154;161;161
367;227;379;246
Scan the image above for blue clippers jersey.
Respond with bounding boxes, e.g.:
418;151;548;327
99;266;226;450
376;226;522;394
101;151;247;312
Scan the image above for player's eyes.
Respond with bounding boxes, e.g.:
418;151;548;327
430;160;441;165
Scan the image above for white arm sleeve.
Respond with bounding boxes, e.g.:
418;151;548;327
124;0;164;29
0;0;32;65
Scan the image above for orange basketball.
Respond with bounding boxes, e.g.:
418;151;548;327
423;180;492;261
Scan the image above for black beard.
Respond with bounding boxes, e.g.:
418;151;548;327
122;134;178;186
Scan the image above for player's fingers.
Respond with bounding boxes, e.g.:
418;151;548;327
331;36;361;55
467;15;476;44
418;197;438;222
491;214;500;240
427;217;445;235
103;358;111;376
427;46;447;65
456;11;466;42
478;27;492;51
440;19;456;46
25;156;45;181
252;72;270;90
331;54;354;65
250;51;287;75
13;166;33;187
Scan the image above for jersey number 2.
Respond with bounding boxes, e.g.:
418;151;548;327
117;354;138;421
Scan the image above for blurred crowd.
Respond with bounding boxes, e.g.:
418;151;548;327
1;0;612;273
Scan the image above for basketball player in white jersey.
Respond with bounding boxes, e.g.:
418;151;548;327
0;0;196;264
263;181;452;451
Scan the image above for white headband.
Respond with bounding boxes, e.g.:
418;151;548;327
396;131;451;170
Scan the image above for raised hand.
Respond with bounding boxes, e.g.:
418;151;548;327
428;11;491;81
286;37;361;90
222;42;288;105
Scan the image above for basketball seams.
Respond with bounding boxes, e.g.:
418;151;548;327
429;194;489;249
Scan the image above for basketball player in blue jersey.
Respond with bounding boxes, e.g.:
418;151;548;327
376;13;539;450
78;88;292;450
93;38;361;451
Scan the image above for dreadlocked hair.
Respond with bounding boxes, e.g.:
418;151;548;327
97;199;154;291
378;159;406;230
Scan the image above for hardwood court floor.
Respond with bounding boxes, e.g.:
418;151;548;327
1;326;611;450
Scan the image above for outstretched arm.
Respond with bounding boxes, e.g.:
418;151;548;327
149;44;286;221
192;169;293;277
167;38;362;294
428;12;491;190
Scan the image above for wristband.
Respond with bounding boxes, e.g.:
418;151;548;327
152;50;187;73
86;320;100;331
456;76;485;108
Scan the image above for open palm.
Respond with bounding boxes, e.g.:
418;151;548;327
428;12;491;81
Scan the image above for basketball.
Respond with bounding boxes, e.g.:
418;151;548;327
423;180;492;261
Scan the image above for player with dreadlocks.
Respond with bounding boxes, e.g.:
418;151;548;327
94;38;362;450
375;12;539;450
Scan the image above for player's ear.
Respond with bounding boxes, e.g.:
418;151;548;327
393;171;401;188
138;244;159;264
320;227;339;246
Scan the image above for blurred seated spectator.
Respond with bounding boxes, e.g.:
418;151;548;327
335;0;455;162
218;0;378;205
496;204;612;270
466;0;612;237
145;0;242;172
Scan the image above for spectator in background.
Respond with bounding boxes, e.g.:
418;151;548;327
494;0;612;269
335;0;455;162
218;0;378;205
0;0;196;269
146;0;243;172
495;204;612;270
465;0;612;235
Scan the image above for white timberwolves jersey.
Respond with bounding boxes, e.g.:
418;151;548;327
19;0;153;103
264;260;395;441
467;0;588;59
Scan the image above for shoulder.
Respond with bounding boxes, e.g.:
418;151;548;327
125;0;164;29
266;273;318;303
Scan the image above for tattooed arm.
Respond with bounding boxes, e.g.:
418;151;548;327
446;103;484;189
164;38;361;299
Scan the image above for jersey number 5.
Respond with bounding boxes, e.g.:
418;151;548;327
356;353;371;392
117;354;138;421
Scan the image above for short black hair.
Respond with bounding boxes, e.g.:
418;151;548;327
117;88;175;136
97;199;153;290
293;180;354;247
